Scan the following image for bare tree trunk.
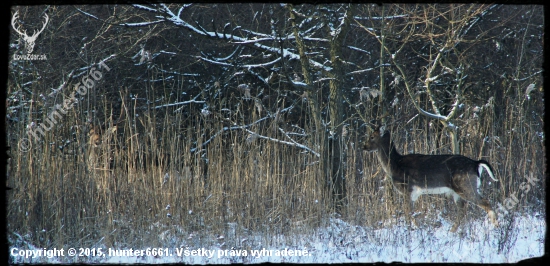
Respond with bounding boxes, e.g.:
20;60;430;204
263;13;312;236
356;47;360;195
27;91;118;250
288;5;321;134
326;5;352;210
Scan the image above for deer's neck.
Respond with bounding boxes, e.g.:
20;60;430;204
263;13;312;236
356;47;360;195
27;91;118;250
375;142;401;176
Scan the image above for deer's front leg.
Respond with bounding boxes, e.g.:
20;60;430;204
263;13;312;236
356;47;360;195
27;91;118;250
450;197;465;233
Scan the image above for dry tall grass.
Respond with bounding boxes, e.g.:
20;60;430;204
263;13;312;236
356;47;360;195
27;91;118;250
6;84;545;261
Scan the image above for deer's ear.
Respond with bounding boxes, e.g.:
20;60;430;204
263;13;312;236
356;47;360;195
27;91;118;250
383;130;390;136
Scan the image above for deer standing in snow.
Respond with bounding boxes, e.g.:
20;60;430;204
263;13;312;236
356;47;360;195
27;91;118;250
363;127;499;232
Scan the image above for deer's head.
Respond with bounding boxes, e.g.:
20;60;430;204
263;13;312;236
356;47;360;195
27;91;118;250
362;126;391;151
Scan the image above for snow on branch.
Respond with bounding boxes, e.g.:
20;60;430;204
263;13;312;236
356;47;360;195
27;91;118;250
462;5;497;39
73;54;117;79
303;37;329;42
347;67;376;75
210;47;242;61
424;75;440;83
191;116;270;153
177;4;192;17
240;29;273;39
353;14;408;20
131;4;332;72
119;20;166;27
348;46;370;54
191;101;317;157
153;100;205;109
416;107;447;121
512;70;543;82
132;4;158;12
242;57;282;68
41;54;116;107
444;96;461;122
243;127;320;157
48;70;74;98
248;68;268;85
197;56;233;67
278;127;319;157
232;37;277;44
75;8;100;20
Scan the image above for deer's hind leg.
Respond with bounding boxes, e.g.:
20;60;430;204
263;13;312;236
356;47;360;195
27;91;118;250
453;173;499;228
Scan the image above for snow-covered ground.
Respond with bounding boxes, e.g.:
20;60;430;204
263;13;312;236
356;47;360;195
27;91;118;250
9;213;545;264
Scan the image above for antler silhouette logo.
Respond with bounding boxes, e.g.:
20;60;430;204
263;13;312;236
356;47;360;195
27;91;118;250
11;11;49;54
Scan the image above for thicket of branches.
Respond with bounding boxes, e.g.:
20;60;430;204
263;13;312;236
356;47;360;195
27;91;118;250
7;4;544;259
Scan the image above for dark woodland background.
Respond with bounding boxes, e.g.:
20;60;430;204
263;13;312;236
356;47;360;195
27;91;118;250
5;4;544;262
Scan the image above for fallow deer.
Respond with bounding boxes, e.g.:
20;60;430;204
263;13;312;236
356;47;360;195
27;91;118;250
363;127;499;231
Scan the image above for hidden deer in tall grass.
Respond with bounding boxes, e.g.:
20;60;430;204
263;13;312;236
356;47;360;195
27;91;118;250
363;127;499;231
